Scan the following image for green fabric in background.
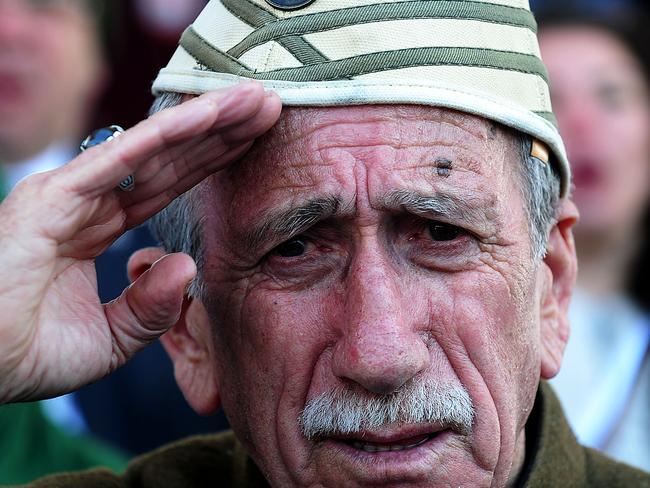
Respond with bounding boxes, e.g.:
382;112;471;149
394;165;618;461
0;164;7;201
0;402;128;485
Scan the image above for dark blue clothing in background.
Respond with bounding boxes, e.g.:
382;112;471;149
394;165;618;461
530;0;642;14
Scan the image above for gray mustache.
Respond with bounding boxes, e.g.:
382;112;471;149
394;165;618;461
299;380;474;440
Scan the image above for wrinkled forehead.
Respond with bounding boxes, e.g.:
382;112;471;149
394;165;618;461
206;105;524;236
238;105;517;177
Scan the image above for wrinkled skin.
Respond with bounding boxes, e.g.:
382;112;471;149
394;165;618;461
149;106;578;487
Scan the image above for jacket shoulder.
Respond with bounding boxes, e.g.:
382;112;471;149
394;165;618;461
18;468;123;488
583;447;650;488
19;432;267;488
522;383;650;487
122;431;260;487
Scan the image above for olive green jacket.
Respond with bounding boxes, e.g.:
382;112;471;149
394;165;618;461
15;383;650;487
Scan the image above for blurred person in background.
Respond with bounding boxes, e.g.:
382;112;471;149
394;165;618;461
0;0;107;190
0;0;127;482
538;7;650;472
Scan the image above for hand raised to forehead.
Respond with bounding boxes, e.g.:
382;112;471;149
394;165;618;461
0;83;282;404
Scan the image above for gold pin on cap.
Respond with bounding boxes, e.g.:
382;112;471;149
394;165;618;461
531;140;550;164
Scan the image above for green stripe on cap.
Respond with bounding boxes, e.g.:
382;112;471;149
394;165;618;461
181;26;548;83
223;0;330;65
227;0;537;59
534;111;558;128
263;47;549;82
182;28;250;73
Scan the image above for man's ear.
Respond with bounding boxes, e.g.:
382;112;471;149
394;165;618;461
539;199;579;380
128;248;221;415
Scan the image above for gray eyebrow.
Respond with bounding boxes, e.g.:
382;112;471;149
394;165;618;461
243;197;342;254
381;189;491;229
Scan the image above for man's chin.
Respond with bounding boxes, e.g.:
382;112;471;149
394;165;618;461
306;430;487;486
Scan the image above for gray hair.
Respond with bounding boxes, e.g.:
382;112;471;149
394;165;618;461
299;379;474;440
148;92;561;297
517;136;561;261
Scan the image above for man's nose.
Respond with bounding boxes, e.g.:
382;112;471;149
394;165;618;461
331;253;429;395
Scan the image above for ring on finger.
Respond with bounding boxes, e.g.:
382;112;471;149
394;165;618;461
80;125;135;192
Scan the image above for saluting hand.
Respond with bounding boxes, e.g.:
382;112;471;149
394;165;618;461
0;83;281;403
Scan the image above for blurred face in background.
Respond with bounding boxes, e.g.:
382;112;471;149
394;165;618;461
0;0;106;161
540;25;650;239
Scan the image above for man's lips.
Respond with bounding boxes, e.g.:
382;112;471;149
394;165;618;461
325;424;448;453
349;433;432;452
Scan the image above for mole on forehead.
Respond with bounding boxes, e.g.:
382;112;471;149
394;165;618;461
435;158;453;178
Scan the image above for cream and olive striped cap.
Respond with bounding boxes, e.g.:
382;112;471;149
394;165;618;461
153;0;570;196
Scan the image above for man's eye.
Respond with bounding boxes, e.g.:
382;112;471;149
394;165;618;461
272;238;308;258
427;222;462;241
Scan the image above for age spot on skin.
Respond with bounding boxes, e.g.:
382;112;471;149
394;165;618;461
435;158;453;178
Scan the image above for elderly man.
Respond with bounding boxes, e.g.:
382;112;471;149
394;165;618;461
1;0;649;486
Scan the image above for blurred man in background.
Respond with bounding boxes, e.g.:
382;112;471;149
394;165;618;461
0;0;106;191
0;0;126;483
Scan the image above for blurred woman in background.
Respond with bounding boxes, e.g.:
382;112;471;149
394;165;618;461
539;7;650;471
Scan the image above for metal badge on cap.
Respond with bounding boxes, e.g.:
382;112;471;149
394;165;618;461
265;0;315;10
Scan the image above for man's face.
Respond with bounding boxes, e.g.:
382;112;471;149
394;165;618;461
0;0;104;160
194;106;554;487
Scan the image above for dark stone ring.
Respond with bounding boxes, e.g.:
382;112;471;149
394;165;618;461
80;125;134;192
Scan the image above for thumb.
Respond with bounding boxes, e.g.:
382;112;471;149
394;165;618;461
104;252;197;372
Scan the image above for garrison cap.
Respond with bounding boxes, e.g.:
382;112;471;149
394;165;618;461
153;0;570;196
